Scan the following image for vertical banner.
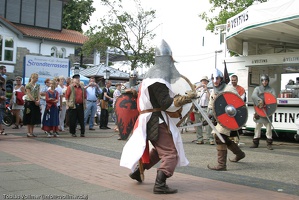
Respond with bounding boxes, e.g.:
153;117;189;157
223;60;230;84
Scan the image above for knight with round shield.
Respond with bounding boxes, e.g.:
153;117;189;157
250;74;277;150
207;68;247;171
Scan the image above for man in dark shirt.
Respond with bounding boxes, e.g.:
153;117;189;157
99;80;113;129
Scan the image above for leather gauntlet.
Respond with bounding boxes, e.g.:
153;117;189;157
257;100;264;108
173;95;192;107
253;112;260;120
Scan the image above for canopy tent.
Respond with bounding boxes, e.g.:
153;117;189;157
79;63;130;80
225;0;299;55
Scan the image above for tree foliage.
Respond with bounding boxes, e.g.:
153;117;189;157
83;0;157;71
199;0;267;32
62;0;95;32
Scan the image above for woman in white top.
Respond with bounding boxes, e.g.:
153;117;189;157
58;76;67;131
113;83;122;136
40;78;51;129
10;76;25;129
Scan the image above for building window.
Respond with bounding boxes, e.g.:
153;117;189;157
51;46;57;57
0;35;15;62
61;48;66;58
57;48;66;58
51;47;66;58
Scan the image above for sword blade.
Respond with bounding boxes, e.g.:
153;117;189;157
178;122;202;130
191;99;225;143
262;108;279;138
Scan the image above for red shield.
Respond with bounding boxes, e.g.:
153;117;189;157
254;92;277;117
115;93;139;140
214;92;248;130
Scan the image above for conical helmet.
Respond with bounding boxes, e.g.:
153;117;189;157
213;68;223;78
155;39;172;57
145;39;180;83
260;74;269;82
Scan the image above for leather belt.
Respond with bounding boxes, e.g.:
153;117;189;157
140;108;163;114
201;106;207;108
87;100;97;102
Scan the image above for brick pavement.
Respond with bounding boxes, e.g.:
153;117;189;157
0;131;298;200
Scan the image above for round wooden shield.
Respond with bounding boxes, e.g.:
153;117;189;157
214;92;248;130
170;75;194;126
254;92;277;117
115;93;139;140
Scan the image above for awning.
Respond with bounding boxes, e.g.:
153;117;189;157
79;64;130;80
226;0;299;55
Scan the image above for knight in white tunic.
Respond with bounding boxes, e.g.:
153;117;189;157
120;40;196;194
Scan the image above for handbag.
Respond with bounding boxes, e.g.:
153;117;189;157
100;99;108;109
15;91;25;105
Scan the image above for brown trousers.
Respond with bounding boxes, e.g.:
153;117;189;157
143;122;178;177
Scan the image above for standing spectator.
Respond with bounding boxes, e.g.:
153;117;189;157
230;74;246;144
0;65;6;97
58;76;67;132
64;77;72;129
54;77;63;120
10;76;25;129
207;69;245;171
95;102;101;126
0;65;7;77
65;75;86;137
194;76;214;145
23;73;41;137
42;80;59;137
0;75;6;135
113;83;122;137
84;77;101;130
99;80;113;129
66;77;72;87
0;65;7;82
231;75;246;100
40;78;51;129
250;74;276;150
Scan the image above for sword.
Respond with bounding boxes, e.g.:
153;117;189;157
191;99;225;143
261;107;279;138
178;122;202;130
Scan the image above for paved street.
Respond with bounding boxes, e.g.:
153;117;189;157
0;123;298;200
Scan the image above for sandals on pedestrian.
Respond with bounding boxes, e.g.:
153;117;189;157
27;133;33;137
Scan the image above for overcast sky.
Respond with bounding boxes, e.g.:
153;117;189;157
83;0;223;83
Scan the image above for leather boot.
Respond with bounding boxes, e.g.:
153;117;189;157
207;150;227;171
250;138;260;148
227;142;245;162
129;166;142;183
266;138;273;150
153;171;178;194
